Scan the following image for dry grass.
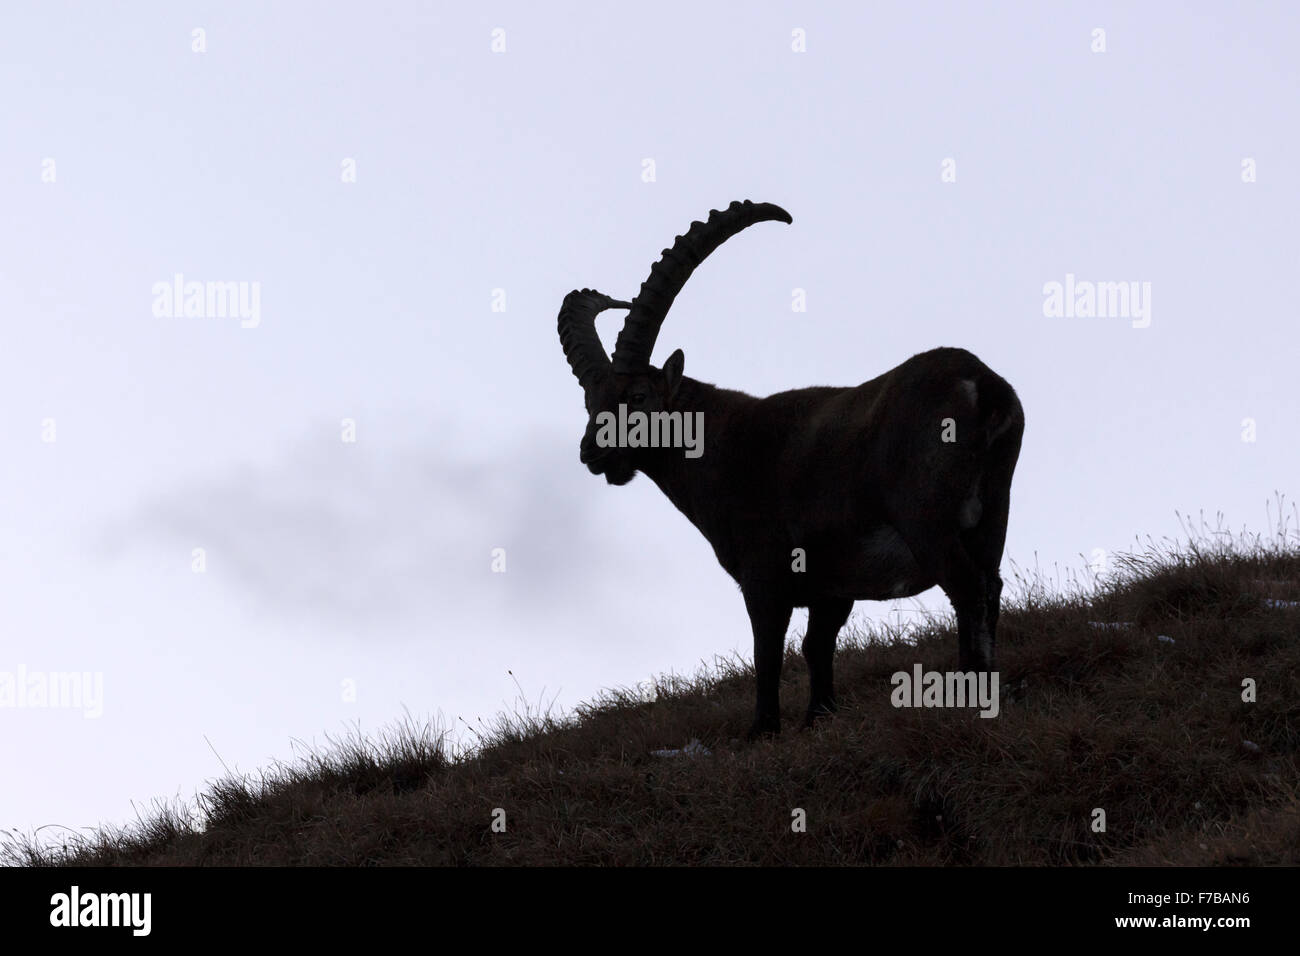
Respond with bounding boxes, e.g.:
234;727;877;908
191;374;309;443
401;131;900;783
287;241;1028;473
7;503;1299;866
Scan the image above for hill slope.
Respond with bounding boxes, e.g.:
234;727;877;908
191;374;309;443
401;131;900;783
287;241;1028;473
9;522;1299;866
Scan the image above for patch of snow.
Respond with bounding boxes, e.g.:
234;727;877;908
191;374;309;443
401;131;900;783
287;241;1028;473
651;738;711;759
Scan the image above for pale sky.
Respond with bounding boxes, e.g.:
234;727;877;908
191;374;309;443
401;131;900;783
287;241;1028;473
1;1;1296;841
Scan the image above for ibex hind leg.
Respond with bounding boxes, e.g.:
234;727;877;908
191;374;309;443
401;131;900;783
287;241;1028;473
961;525;1006;674
895;524;994;672
958;440;1020;673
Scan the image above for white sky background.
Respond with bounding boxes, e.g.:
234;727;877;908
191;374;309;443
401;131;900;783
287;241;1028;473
1;2;1296;839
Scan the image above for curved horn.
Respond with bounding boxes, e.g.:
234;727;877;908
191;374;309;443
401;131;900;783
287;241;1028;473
611;200;792;374
557;288;631;392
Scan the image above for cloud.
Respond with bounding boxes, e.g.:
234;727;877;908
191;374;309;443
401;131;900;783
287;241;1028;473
99;423;632;626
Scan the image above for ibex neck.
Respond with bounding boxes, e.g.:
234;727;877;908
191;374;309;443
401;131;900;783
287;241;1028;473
638;376;754;533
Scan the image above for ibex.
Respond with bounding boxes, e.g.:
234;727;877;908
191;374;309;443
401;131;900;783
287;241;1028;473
557;201;1024;737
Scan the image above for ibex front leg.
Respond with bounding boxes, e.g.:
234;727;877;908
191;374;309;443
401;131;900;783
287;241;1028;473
744;589;792;739
803;598;853;727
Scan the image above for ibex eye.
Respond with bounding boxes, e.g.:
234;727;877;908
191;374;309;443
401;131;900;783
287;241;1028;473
631;393;646;404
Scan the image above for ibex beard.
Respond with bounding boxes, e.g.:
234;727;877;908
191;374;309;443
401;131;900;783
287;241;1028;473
558;200;1024;739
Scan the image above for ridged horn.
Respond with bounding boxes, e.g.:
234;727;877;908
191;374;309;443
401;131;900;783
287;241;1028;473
611;200;792;374
557;288;631;393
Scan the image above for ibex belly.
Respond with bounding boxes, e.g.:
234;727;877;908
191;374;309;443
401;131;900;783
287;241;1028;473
823;525;932;600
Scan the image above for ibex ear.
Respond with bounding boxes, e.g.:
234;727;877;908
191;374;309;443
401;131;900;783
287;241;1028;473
663;349;685;401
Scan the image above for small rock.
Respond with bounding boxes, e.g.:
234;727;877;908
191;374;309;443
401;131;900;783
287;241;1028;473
651;738;712;759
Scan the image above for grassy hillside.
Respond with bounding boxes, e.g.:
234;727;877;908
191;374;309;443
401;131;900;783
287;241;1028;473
8;513;1299;866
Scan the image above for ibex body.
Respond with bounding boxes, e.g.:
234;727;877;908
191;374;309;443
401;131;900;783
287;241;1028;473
558;201;1024;737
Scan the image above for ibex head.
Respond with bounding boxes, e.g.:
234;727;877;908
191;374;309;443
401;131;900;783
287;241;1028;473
557;200;792;485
